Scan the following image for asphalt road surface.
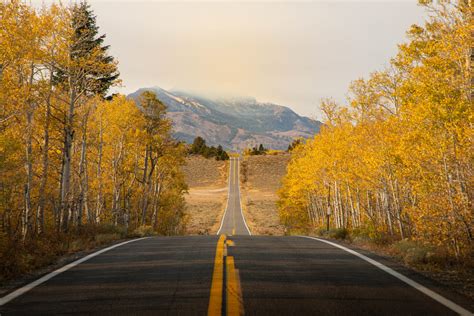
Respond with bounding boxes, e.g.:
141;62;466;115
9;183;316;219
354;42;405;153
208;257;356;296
217;157;251;236
1;159;473;315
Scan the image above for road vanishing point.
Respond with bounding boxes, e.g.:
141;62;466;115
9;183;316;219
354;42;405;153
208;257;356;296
0;157;473;315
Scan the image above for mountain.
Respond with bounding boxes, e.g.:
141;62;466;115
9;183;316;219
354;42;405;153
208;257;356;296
128;87;322;150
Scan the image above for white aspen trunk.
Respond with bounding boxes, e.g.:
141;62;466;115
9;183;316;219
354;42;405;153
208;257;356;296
36;98;50;235
347;184;357;228
77;119;88;226
142;150;158;226
334;181;340;228
316;196;325;225
95;119;103;224
366;190;373;223
140;146;150;226
60;87;76;232
112;171;119;225
313;195;319;225
338;184;346;228
326;184;331;231
443;155;460;258
22;109;34;240
375;191;382;226
355;188;361;227
112;140;124;225
383;188;394;235
68;141;77;227
389;179;405;239
22;63;36;239
306;193;315;225
151;177;162;229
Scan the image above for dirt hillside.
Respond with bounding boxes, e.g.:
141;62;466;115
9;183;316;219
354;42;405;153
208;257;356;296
240;153;290;235
182;156;229;235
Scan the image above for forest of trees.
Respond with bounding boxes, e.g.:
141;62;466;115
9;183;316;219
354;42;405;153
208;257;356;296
189;136;229;160
244;144;268;156
278;1;473;259
0;1;187;278
287;139;303;152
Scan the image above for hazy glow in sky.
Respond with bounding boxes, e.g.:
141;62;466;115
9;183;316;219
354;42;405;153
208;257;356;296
66;1;425;118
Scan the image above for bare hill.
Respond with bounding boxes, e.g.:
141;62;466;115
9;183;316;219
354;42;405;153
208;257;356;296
182;157;228;235
240;153;291;235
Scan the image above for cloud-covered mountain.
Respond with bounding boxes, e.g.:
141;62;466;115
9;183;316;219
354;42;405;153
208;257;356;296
128;87;321;150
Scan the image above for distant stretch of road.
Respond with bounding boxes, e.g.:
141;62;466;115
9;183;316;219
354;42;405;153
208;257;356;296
217;157;251;236
1;159;472;315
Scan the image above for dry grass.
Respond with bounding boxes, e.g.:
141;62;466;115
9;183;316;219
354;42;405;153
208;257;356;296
183;154;290;235
182;156;228;187
240;154;290;235
0;224;127;285
355;238;474;300
183;156;229;234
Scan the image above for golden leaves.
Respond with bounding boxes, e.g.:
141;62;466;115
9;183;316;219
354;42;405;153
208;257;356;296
279;1;473;257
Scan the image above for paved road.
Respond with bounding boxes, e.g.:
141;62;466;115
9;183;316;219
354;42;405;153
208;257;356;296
2;236;472;315
217;157;250;236
1;158;473;315
1;236;217;315
229;236;473;315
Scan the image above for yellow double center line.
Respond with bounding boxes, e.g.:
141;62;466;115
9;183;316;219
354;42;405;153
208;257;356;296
232;158;238;236
208;234;243;316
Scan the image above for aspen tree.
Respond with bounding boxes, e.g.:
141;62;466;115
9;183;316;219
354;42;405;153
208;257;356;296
0;1;188;246
52;2;118;231
279;1;473;257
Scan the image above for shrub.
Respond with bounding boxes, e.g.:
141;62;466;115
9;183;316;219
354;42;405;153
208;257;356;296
285;226;310;236
352;224;392;245
391;239;418;253
316;227;329;237
95;233;121;244
69;239;88;252
133;225;156;237
316;227;349;240
329;228;349;240
391;239;437;265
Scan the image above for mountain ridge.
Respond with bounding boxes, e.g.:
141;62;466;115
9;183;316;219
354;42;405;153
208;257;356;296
128;87;321;150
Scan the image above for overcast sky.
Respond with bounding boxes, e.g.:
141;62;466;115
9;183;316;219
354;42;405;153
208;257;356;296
36;1;426;118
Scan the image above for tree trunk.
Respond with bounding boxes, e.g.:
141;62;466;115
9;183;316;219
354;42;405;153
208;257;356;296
95;119;103;224
140;146;150;226
22;63;36;240
36;93;51;235
60;87;76;232
22;108;34;240
112;139;124;225
151;178;162;229
77;115;89;227
347;184;357;228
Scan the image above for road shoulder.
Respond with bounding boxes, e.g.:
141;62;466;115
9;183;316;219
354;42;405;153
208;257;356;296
0;237;135;299
298;235;474;313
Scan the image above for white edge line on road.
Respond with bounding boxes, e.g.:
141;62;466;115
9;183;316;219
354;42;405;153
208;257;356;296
217;157;233;235
236;156;251;235
0;237;150;307
299;236;473;316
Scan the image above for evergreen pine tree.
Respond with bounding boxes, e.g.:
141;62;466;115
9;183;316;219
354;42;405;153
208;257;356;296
55;1;119;97
191;136;206;155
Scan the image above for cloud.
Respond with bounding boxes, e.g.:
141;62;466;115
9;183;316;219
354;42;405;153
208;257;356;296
32;1;425;118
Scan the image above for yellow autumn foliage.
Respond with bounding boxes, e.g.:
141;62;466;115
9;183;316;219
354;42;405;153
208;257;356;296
0;1;188;242
279;1;473;258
